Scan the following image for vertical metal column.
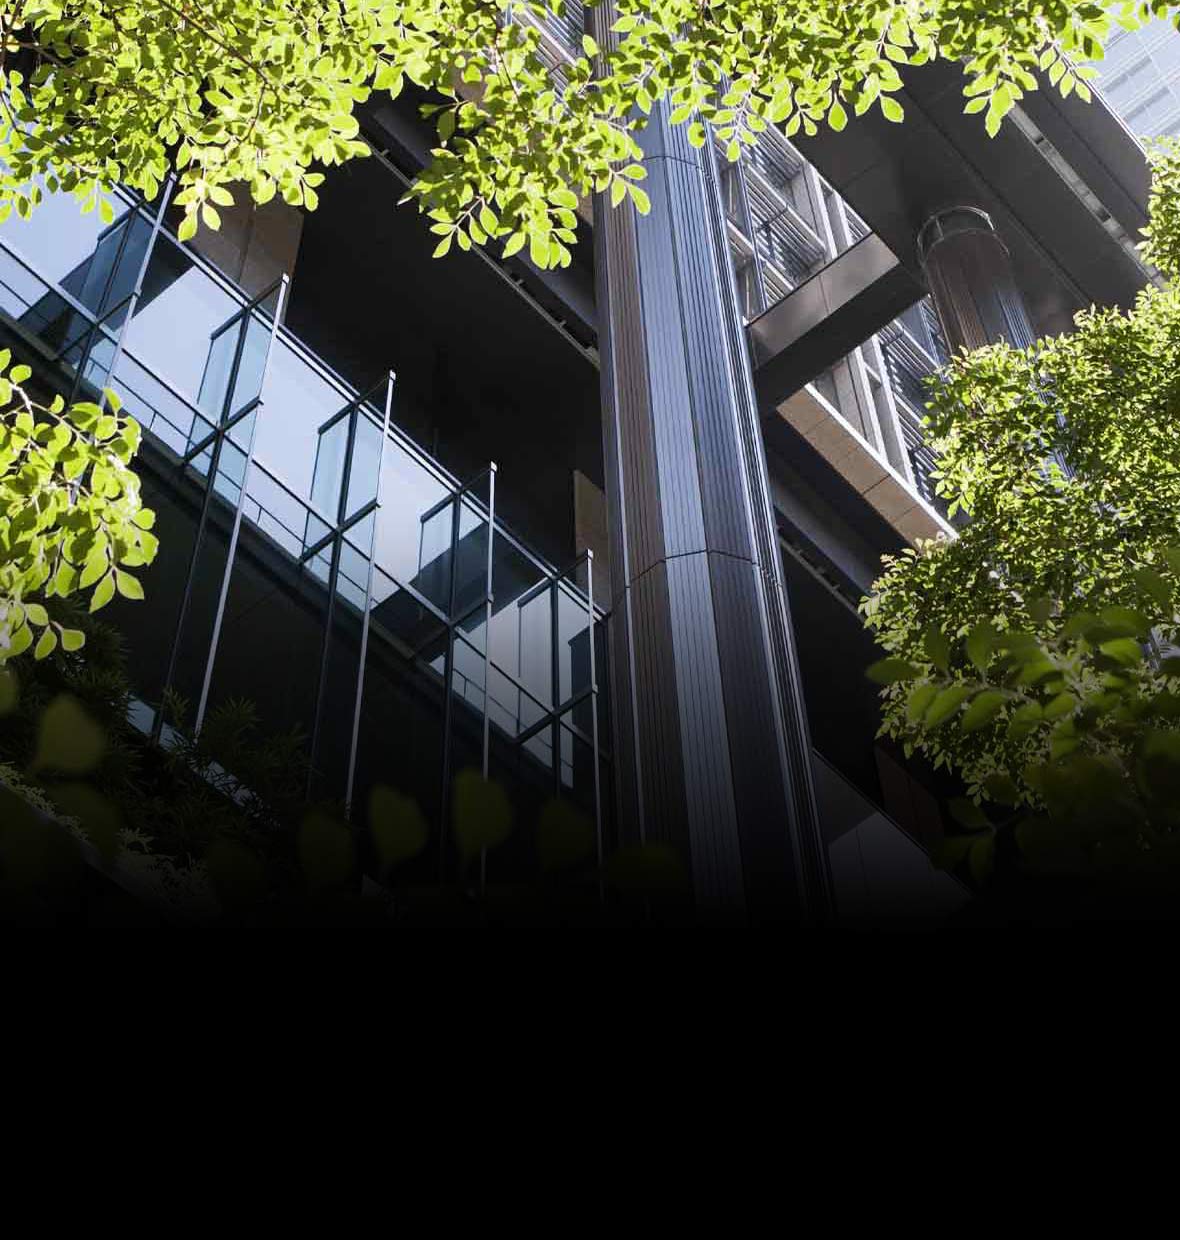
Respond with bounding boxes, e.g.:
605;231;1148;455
192;276;288;734
478;463;496;895
79;180;175;409
917;207;1037;353
434;463;496;877
585;550;604;891
345;372;396;814
306;374;392;793
590;4;831;922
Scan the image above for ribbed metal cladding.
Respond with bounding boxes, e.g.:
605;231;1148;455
917;207;1037;353
590;5;831;922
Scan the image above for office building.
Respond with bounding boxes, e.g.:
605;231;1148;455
0;7;1157;921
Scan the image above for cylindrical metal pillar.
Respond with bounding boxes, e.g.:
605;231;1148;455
591;16;831;923
917;206;1036;353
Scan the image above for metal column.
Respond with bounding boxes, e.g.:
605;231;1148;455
918;207;1037;353
590;6;831;923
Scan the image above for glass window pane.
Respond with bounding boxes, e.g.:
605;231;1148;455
345;409;383;516
374;440;450;587
111;351;210;456
556;585;593;706
0;183;121;286
310;413;348;517
121;235;241;403
252;338;347;501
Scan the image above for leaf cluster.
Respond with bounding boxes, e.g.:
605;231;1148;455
0;351;156;664
0;0;1165;269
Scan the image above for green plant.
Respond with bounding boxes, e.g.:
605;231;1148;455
0;351;156;665
0;0;1153;270
861;143;1180;886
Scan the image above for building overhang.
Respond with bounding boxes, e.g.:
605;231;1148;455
796;58;1154;337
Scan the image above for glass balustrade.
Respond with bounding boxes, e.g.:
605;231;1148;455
0;182;610;869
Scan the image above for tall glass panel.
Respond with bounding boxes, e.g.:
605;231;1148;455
104;467;207;728
251;337;347;500
120;234;240;402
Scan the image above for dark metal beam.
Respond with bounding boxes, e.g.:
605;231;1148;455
748;233;925;410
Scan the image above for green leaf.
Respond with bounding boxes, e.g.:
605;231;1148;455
925;684;973;728
966;620;996;674
629;185;651;216
982;772;1021;806
961;689;1006;732
1026;596;1054;624
1099;637;1143;666
369;785;429;869
1099;606;1149;638
1062;612;1099;640
33;627;57;660
529;232;551;267
905;682;939;722
924;625;951;672
7;624;33;658
79;555;108;590
89;572;116;613
828;101;847;132
867;657;922;685
115;570;144;600
1007;702;1044;740
603;844;687;896
31;694;106;774
1042;691;1077;721
453;769;513;865
1133;566;1172;610
880;96;904;123
59;628;85;653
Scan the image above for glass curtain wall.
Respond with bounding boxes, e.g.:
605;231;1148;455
0;182;609;875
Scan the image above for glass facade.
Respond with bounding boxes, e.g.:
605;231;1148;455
0;182;609;880
1096;17;1180;138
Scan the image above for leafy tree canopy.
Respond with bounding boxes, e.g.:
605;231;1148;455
0;0;1170;269
862;143;1180;878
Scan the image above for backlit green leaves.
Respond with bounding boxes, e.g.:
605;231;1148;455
0;356;156;663
0;1;1158;272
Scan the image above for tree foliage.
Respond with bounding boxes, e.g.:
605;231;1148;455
0;0;1168;269
862;143;1180;879
0;352;156;665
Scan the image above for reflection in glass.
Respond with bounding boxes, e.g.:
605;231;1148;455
122;234;240;401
